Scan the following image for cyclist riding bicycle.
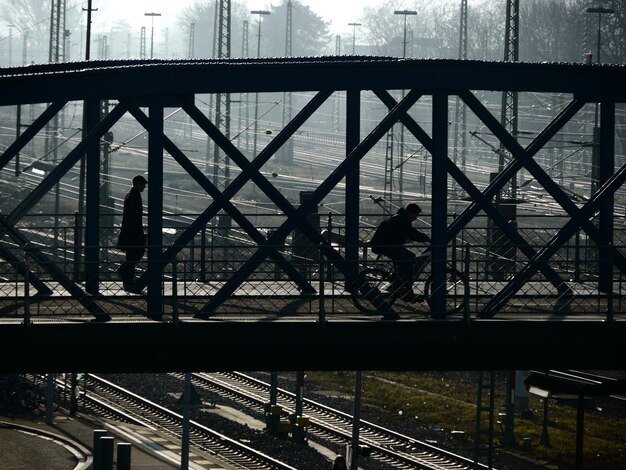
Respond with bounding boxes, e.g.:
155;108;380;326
369;203;430;302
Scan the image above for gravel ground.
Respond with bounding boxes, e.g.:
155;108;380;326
101;373;550;470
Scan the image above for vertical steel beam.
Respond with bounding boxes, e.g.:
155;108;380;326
345;90;360;279
147;104;163;319
431;94;448;316
85;99;101;294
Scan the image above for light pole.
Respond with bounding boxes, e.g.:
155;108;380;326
144;12;161;59
83;0;98;60
394;10;416;58
586;6;614;195
394;10;416;193
586;6;614;65
251;10;270;157
348;22;361;54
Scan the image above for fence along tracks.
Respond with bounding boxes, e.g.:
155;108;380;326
81;374;296;470
185;371;493;470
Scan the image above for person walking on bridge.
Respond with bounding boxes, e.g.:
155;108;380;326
116;175;147;293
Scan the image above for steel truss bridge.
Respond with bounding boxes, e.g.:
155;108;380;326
0;57;625;372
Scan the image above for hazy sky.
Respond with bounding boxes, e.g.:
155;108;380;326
96;0;383;35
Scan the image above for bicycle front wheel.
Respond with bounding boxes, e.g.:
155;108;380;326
351;268;394;314
425;268;469;314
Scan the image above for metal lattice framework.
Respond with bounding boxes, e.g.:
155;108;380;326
452;0;468;194
499;0;520;198
0;58;625;321
48;0;66;64
212;0;232;193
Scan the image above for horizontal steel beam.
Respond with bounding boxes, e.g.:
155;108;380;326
2;320;625;373
1;58;625;105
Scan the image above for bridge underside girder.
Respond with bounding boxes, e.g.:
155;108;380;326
1;320;625;373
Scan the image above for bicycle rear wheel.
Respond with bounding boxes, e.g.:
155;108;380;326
425;268;468;313
351;268;394;314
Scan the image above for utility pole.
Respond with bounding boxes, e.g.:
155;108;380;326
348;22;361;54
499;0;519;199
188;22;195;58
83;0;97;60
140;27;146;59
10;23;17;175
586;5;614;297
251;10;270;158
8;24;15;66
144;12;161;59
241;20;249;152
332;35;341;134
452;0;468;197
213;0;232;197
47;0;66;243
586;6;614;195
76;0;96;286
22;31;28;65
49;0;66;63
279;0;294;163
394;10;416;195
499;0;520;449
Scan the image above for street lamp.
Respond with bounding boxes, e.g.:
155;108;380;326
251;10;270;157
585;6;614;195
394;10;417;58
144;12;161;59
586;6;614;64
348;22;361;54
251;10;270;57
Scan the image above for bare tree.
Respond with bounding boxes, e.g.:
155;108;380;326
0;0;50;64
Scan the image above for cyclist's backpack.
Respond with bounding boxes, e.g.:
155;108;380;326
369;219;390;253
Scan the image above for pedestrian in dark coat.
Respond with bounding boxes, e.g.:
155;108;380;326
370;202;430;301
117;175;147;292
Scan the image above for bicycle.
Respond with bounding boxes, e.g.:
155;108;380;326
350;247;469;315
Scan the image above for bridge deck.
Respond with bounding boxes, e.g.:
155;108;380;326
1;315;624;373
1;281;623;373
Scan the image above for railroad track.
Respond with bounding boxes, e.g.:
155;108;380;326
181;371;491;470
79;374;297;470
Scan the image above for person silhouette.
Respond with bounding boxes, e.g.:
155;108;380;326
369;202;430;301
116;175;147;292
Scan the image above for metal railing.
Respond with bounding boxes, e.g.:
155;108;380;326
0;212;623;322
